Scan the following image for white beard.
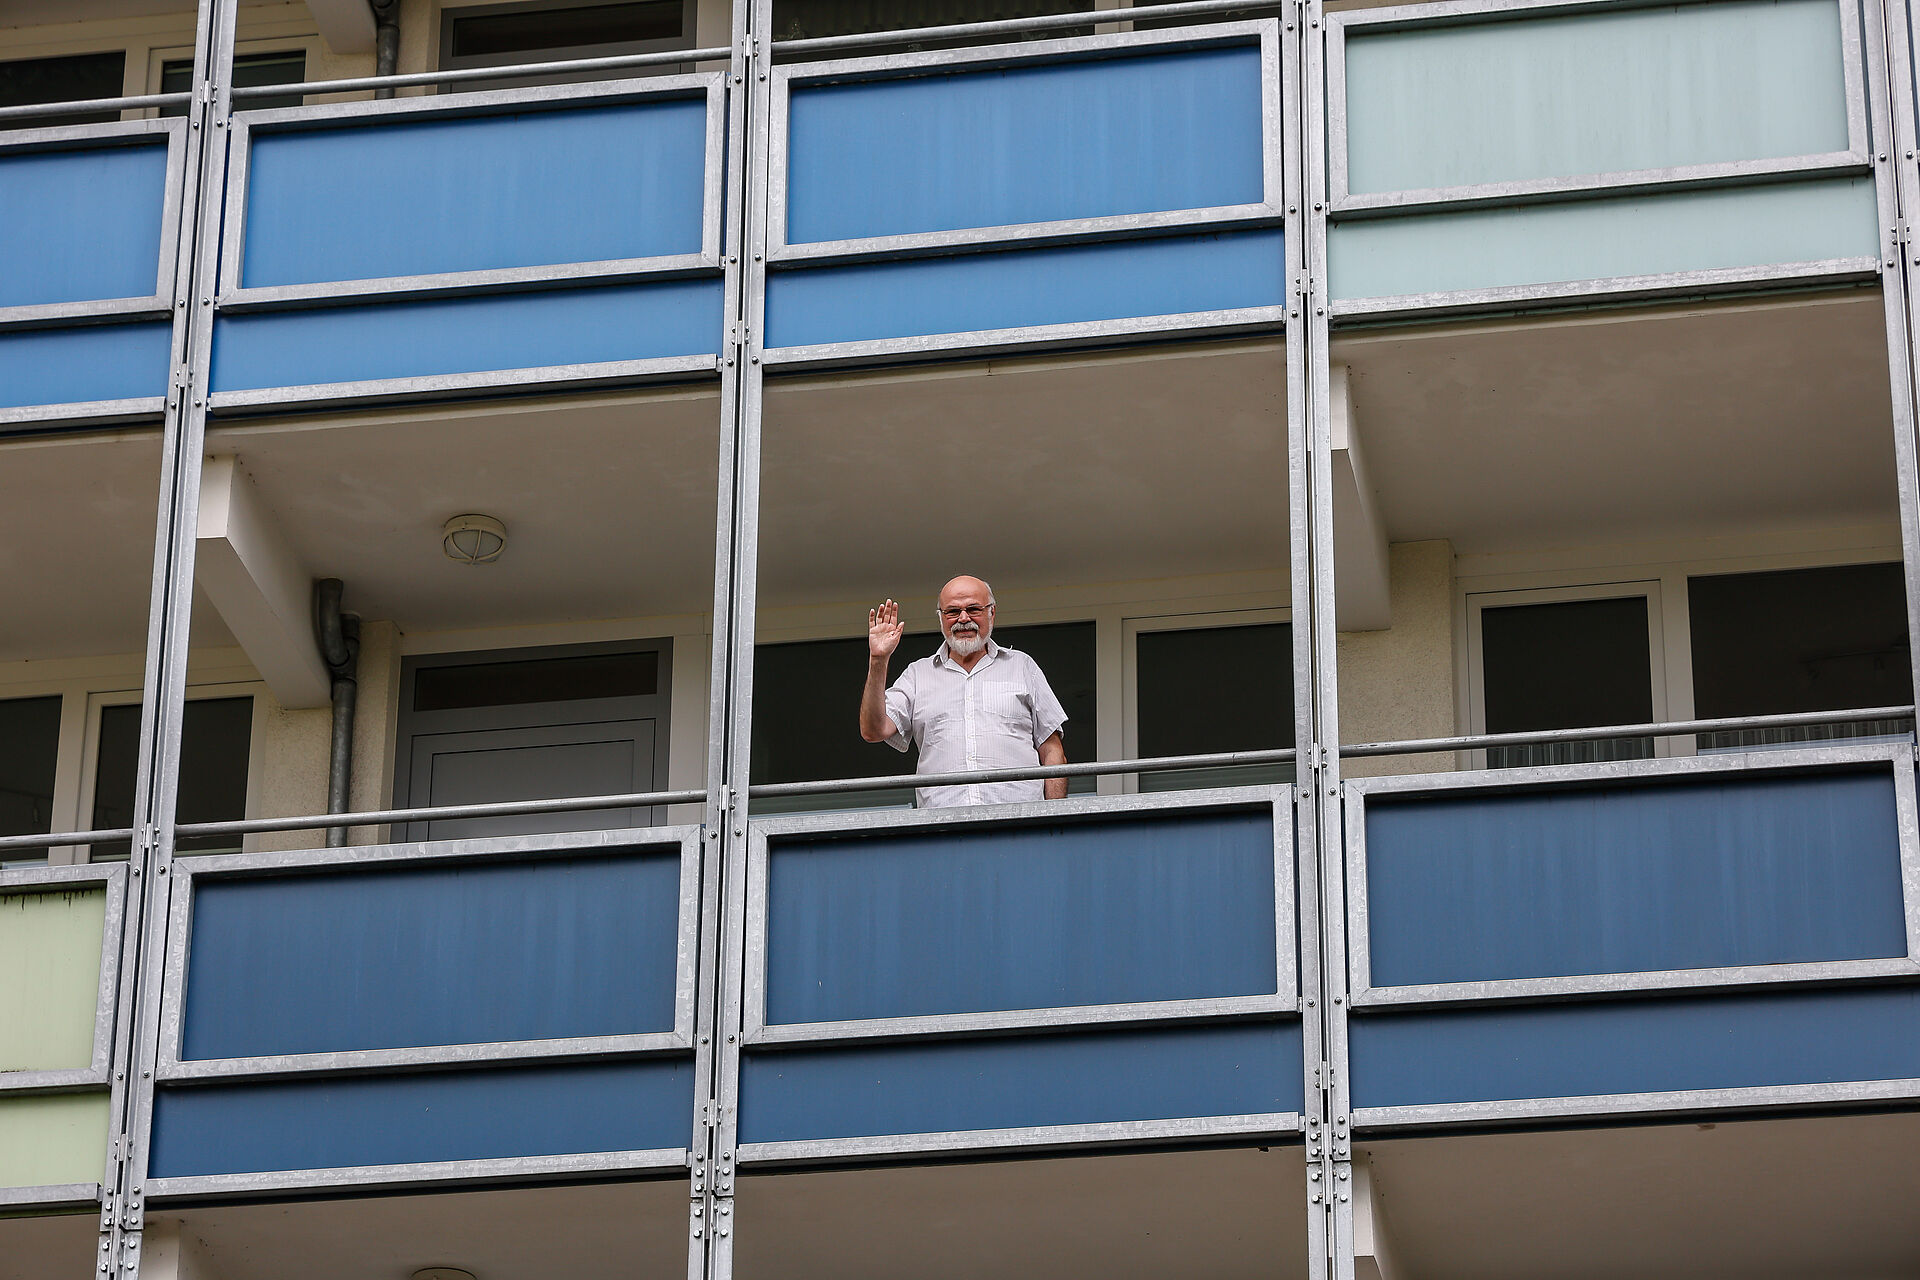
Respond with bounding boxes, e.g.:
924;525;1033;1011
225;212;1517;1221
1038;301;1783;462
945;629;986;657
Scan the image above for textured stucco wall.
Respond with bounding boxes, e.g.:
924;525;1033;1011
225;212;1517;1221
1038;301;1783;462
249;619;400;850
1338;540;1456;778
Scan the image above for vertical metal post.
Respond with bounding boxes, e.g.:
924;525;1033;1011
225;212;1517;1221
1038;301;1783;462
110;1;238;1276
1296;2;1353;1279
697;1;771;1278
1872;0;1920;710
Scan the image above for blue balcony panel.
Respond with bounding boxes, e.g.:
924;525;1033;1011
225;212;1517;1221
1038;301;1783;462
766;811;1278;1026
765;229;1285;349
1365;769;1908;988
239;99;708;288
739;1022;1303;1144
149;1059;694;1177
210;279;723;393
0;323;171;411
785;45;1264;244
0;142;169;308
1350;986;1920;1111
1342;0;1850;197
1330;178;1877;302
182;850;683;1060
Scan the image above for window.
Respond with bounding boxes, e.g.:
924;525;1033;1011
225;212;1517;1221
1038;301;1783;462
1689;563;1914;751
751;621;1097;812
159;50;307;115
0;51;126;127
439;0;697;87
90;697;254;859
1475;591;1657;769
1128;615;1292;792
0;696;62;865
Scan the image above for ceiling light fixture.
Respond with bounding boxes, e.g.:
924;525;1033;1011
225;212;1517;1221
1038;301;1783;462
411;1270;478;1280
441;514;507;565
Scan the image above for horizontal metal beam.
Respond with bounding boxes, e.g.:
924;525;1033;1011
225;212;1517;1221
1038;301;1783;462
748;747;1299;799
233;47;733;100
0;828;135;855
770;0;1276;56
173;789;706;839
1341;705;1916;760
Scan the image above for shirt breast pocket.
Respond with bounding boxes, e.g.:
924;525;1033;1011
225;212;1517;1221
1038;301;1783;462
979;682;1031;736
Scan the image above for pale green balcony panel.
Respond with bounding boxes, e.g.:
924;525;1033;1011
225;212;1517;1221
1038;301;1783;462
0;886;106;1074
1343;0;1852;196
1329;177;1878;302
0;1093;107;1189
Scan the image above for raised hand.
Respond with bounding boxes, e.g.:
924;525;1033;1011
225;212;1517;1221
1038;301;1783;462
868;598;903;660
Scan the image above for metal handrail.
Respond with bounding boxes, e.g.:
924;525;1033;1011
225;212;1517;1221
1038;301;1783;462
772;0;1276;56
749;746;1298;799
0;93;191;125
1341;705;1917;760
172;788;707;839
230;47;733;101
0;828;135;856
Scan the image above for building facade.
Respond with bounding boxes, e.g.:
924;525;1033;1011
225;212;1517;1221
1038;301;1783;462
2;0;1919;1277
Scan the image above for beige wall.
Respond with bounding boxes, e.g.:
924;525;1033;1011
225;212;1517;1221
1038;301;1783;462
1337;540;1456;779
248;619;400;850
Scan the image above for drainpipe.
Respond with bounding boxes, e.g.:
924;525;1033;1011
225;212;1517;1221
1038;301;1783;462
313;579;361;848
371;0;401;99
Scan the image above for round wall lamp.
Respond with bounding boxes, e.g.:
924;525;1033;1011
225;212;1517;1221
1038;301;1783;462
441;514;507;566
411;1270;478;1280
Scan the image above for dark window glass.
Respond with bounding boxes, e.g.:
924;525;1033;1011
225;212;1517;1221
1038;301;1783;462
413;651;659;712
0;51;126;127
1137;622;1292;792
751;621;1097;811
1481;596;1654;768
773;0;1094;50
160;50;307;115
448;0;684;57
1689;564;1914;750
0;697;62;857
92;698;253;858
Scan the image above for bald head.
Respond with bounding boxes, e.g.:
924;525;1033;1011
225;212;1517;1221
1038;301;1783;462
936;575;995;657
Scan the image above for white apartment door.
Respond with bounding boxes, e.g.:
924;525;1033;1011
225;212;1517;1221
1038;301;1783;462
393;640;671;841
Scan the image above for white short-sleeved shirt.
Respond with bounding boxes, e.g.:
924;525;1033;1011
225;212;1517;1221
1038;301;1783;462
883;639;1069;809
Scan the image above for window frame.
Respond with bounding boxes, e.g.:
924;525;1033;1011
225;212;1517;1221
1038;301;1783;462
144;37;323;115
1119;606;1292;794
436;0;701;80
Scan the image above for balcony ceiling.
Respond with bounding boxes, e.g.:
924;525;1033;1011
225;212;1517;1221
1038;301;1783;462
1362;1108;1920;1280
204;385;723;637
1336;290;1899;555
163;1176;689;1280
759;340;1293;608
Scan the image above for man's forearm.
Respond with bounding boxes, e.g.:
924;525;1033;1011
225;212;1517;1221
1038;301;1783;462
859;657;893;742
1039;732;1067;800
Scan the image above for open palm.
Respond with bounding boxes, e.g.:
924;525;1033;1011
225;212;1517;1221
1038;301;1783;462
869;599;903;659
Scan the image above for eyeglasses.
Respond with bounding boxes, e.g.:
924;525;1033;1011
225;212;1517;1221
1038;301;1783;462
939;605;991;620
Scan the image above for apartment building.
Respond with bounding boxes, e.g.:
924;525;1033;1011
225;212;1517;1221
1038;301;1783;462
2;0;1918;1277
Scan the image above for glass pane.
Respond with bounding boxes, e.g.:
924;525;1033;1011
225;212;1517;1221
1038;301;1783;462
750;621;1098;812
1481;596;1653;768
92;697;253;858
1136;622;1292;792
0;696;62;861
1690;563;1914;751
448;0;685;57
0;51;125;126
413;651;660;712
161;51;308;115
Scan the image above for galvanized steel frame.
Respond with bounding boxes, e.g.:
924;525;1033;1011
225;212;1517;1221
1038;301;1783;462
1341;743;1920;1008
1351;1075;1920;1131
151;826;704;1082
764;21;1286;263
215;74;729;310
0;862;127;1095
739;786;1299;1048
736;1111;1307;1167
143;1145;693;1204
0;116;190;331
1323;0;1874;217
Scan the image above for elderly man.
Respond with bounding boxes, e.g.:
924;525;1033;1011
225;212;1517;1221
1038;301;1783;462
859;575;1069;808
